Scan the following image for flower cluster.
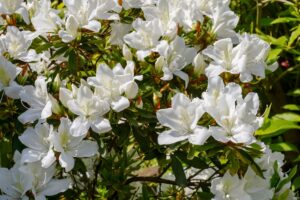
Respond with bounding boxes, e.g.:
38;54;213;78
0;0;297;199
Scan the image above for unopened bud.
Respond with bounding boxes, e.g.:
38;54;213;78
122;44;132;61
193;53;207;76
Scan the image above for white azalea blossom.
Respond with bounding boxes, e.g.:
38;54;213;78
2;26;38;62
0;0;29;24
58;15;80;43
19;122;56;168
60;83;111;135
31;0;62;34
211;171;250;200
18;76;57;124
156;93;210;145
154;37;197;88
203;34;277;82
0;55;22;99
50;118;99;172
204;77;261;144
88;62;142;112
124;18;163;60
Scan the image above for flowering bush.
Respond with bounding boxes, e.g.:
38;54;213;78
0;0;298;199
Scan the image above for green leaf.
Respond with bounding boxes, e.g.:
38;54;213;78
271;17;300;24
68;49;78;73
255;118;300;137
292;176;300;191
283;104;300;111
142;185;149;199
271;162;281;188
288;25;300;46
277;189;291;200
274;113;300;122
270;142;299;152
171;155;187;187
267;49;282;63
276;166;297;192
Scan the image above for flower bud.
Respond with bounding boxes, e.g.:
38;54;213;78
193;53;207;76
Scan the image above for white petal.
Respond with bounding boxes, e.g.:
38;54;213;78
156;108;182;131
41;149;56;168
205;64;226;78
157;130;189;145
21;149;42;163
18;108;42;124
124;82;138;99
70;141;98;157
59;152;75;172
111;96;130;112
188;127;210;145
70;117;90;137
90;118;111;134
41;101;52;119
210;126;229;143
82;20;101;32
0;168;14;196
39;179;71;196
4;81;23;99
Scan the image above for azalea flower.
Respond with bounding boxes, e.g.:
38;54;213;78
60;83;111;135
124;18;163;60
18;76;57;124
0;0;30;24
88;62;142;112
204;77;261;144
154;36;197;88
243;167;274;200
203;33;277;82
49;118;99;172
156;93;210;145
2;26;38;62
211;171;251;200
58;15;80;43
19;122;56;168
0;55;22;99
19;162;71;200
30;0;62;34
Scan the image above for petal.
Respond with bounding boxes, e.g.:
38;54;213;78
70;117;90;137
111;96;130;112
0;168;14;196
41;101;52;119
205;64;226;78
188;127;210;145
41;149;56;168
210;126;229;143
20;149;42;163
59;152;75;172
124;82;138;99
39;179;71;196
59;87;73;108
67;100;85;116
19;127;45;150
156;108;182;131
70;141;98;157
157;130;189;145
18;108;42;124
173;71;189;88
90;118;111;134
82;20;101;32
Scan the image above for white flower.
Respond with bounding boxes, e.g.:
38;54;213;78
0;165;32;200
0;0;29;24
243;167;274;200
122;0;156;10
204;77;261;144
211;171;251;200
31;0;62;34
210;0;239;40
18;76;56;124
154;37;197;88
88;62;142;112
3;26;38;62
156;93;210;145
142;0;177;38
50;118;99;172
19;122;56;168
0;55;22;99
203;34;276;82
60;84;111;135
124;18;163;60
58;15;80;43
19;162;71;200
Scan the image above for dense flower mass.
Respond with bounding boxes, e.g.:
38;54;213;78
0;0;297;199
